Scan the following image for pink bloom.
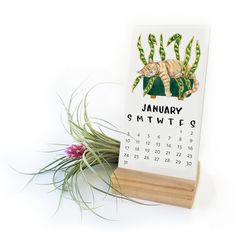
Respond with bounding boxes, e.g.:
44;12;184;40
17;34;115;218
65;144;86;159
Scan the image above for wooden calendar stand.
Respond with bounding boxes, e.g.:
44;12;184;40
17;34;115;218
111;162;200;208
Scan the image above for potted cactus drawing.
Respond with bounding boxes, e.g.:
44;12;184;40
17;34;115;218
132;33;201;100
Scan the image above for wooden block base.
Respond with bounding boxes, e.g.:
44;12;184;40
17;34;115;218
111;162;200;208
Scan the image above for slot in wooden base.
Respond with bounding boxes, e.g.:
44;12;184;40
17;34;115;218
111;162;200;208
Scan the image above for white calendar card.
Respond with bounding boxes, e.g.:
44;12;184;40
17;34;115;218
118;26;209;180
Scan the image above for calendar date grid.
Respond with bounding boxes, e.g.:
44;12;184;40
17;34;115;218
121;129;195;168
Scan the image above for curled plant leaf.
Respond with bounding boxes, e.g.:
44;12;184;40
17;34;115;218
159;34;166;61
182;37;194;75
132;75;143;92
148;34;157;62
187;41;201;77
184;78;192;91
167;33;182;60
174;37;181;60
137;35;147;65
143;77;156;96
176;78;184;98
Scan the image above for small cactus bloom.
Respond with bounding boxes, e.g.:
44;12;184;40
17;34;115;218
65;144;86;159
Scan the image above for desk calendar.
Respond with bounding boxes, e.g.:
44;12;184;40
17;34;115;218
111;26;209;208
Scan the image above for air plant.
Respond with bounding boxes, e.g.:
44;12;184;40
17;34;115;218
132;33;201;99
24;85;152;220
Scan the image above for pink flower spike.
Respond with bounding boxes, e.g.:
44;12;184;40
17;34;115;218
65;144;86;159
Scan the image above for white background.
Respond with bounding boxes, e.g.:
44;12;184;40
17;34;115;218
0;0;235;235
